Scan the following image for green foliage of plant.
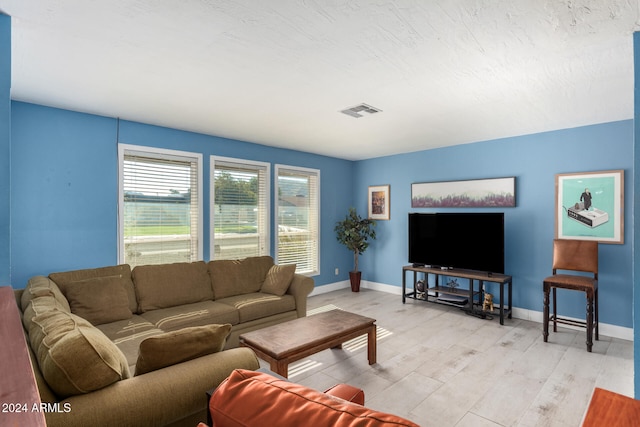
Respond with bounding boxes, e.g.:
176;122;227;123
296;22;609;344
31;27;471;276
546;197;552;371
334;207;376;273
214;171;258;205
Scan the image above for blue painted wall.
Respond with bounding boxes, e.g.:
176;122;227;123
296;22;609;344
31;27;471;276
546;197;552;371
0;14;10;285
354;121;634;329
10;103;119;284
9;103;635;331
633;31;640;398
9;103;354;288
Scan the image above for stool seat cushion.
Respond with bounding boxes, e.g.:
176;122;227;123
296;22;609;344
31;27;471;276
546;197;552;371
544;274;596;289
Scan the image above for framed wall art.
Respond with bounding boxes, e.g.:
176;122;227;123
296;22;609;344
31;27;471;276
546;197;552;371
555;170;624;244
368;185;390;220
411;177;516;208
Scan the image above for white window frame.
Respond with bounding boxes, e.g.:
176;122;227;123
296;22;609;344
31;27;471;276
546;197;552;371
275;164;320;276
118;144;203;265
210;156;270;260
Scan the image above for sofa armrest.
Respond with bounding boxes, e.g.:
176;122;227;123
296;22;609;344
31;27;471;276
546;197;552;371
324;383;365;405
286;274;314;317
42;348;259;427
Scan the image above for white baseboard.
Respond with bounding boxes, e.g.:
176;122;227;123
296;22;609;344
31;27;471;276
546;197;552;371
311;280;633;342
510;307;633;342
308;280;349;296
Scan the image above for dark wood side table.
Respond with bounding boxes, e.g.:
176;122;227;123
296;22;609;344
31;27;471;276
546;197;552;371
581;387;640;426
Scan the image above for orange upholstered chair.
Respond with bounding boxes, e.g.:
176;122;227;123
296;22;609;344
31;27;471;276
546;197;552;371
204;369;418;427
543;239;599;352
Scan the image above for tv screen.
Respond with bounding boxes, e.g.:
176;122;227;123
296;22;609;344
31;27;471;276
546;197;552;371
408;212;504;274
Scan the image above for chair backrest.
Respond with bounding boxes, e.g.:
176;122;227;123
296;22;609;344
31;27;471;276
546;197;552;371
552;239;598;275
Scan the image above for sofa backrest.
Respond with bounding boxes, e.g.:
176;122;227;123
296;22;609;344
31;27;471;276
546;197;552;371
208;256;274;299
132;261;213;312
49;264;137;315
209;369;420;427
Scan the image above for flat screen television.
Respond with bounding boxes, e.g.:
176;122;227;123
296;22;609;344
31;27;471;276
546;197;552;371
408;212;504;274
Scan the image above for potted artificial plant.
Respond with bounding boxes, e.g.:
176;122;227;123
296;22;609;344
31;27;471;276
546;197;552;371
335;207;377;292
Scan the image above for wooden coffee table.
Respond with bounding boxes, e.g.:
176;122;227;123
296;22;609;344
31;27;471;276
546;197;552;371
239;309;376;378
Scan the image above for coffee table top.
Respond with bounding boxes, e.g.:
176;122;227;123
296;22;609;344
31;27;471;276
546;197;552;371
239;309;376;359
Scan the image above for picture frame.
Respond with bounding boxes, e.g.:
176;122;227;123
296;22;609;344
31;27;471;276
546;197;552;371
368;185;390;220
555;170;624;244
411;177;516;208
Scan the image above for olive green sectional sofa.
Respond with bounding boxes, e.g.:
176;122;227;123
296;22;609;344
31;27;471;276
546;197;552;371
16;256;314;427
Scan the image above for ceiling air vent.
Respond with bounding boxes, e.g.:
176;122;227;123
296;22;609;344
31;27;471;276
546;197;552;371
340;103;382;118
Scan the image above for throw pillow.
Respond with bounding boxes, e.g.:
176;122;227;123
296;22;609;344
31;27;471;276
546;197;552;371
261;264;296;296
49;264;138;315
134;323;232;376
63;275;133;325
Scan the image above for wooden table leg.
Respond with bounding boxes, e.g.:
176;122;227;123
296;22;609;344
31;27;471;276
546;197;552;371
271;360;289;379
367;325;377;365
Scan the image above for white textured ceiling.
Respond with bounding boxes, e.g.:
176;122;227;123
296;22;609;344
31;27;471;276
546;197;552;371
1;1;638;160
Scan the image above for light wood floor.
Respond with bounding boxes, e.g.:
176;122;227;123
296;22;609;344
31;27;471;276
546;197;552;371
262;288;634;427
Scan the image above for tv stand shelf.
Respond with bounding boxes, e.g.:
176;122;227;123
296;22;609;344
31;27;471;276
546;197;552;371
428;285;479;299
402;265;513;325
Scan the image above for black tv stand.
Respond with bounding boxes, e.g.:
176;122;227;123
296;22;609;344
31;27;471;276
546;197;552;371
402;265;513;325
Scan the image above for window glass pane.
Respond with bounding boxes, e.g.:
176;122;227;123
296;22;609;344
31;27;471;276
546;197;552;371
276;166;319;275
120;146;201;267
212;158;269;260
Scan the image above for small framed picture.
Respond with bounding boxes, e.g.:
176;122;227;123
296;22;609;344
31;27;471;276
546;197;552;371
368;185;390;220
555;169;624;244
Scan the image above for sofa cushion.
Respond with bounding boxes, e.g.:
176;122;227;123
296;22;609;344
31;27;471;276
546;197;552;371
22;293;70;332
134;324;232;376
49;264;138;315
139;300;240;332
210;369;420;427
132;261;213;312
261;264;296;296
29;309;130;398
96;315;165;368
209;256;274;299
21;276;71;332
217;293;295;323
63;275;133;325
21;276;71;314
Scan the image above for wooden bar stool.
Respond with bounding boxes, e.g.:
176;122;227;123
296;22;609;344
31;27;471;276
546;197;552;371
543;239;598;352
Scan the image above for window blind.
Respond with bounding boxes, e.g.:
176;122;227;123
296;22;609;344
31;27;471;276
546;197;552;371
276;165;320;275
120;146;201;267
212;157;269;260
